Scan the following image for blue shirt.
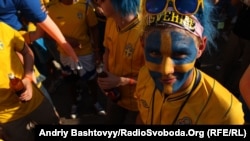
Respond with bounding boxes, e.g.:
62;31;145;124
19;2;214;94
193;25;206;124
0;0;47;30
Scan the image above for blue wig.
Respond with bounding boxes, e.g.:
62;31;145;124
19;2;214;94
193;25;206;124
110;0;140;17
195;0;219;52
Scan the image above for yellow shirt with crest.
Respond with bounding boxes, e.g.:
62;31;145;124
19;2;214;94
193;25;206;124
104;16;145;111
47;0;98;56
0;22;44;124
135;66;244;124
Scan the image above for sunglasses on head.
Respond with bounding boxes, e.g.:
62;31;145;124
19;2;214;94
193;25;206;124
145;0;204;15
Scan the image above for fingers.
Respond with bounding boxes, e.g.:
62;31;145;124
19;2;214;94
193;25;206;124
61;55;83;71
19;90;32;102
19;79;33;102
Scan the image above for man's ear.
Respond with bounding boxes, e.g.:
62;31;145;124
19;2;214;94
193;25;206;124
197;37;207;58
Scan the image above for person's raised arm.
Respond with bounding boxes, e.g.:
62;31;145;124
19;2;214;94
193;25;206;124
16;43;35;101
19;43;35;80
37;15;79;62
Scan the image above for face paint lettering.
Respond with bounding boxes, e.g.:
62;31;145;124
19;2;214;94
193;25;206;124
144;27;198;94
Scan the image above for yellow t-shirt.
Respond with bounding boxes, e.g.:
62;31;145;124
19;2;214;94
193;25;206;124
47;0;98;56
135;66;245;124
104;17;145;111
0;22;44;124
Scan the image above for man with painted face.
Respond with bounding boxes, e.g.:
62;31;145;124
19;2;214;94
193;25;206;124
135;0;245;124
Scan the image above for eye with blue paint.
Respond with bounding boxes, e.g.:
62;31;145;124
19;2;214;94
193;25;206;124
171;32;197;67
172;49;189;61
149;51;162;58
144;29;163;65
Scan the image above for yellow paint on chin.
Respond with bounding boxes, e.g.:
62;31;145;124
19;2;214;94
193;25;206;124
163;84;173;94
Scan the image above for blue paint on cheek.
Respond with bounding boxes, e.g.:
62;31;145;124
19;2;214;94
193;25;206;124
145;31;162;64
172;70;192;92
149;71;163;92
170;32;197;65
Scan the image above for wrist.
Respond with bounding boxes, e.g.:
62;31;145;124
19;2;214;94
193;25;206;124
24;75;33;82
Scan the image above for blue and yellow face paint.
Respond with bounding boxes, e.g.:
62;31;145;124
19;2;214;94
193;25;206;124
142;7;204;94
144;27;197;94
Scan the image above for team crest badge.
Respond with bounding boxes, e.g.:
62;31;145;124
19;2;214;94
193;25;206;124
124;43;134;57
77;12;83;19
140;99;150;108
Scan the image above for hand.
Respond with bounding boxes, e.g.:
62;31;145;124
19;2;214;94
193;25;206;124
60;55;82;70
60;55;84;76
75;61;85;77
97;71;120;90
20;78;33;102
95;7;105;17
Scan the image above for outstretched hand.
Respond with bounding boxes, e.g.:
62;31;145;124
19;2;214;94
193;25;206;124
60;55;84;76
